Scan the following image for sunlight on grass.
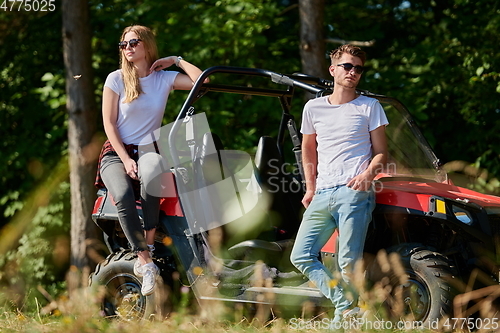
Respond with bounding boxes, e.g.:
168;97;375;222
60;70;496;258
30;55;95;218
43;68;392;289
1;247;500;332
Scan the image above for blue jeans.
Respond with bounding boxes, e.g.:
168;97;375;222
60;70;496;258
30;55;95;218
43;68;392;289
290;185;375;317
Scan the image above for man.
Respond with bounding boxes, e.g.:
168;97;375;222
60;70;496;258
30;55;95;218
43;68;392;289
290;44;388;322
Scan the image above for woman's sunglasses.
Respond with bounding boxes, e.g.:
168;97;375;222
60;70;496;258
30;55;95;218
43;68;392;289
337;63;365;75
118;39;142;50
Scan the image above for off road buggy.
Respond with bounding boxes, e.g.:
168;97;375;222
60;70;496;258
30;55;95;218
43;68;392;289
90;66;500;325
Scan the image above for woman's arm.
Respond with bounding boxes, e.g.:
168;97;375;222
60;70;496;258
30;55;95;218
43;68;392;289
102;86;138;180
149;56;209;90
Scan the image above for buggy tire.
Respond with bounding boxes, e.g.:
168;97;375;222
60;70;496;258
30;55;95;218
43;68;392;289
368;244;455;325
89;249;165;321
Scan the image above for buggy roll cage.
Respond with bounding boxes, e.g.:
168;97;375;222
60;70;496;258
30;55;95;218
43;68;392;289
168;66;443;181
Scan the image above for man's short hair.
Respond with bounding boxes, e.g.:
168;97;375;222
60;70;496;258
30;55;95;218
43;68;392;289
329;44;366;65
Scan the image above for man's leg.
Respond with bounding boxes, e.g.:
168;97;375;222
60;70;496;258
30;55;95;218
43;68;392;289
332;186;376;314
290;188;348;309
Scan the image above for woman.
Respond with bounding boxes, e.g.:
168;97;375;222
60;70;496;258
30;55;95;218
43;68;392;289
95;25;207;296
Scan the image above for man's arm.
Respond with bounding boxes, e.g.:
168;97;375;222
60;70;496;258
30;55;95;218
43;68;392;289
301;133;318;208
347;125;387;191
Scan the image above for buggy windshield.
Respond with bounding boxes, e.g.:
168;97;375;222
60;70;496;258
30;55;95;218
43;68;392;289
142;67;447;234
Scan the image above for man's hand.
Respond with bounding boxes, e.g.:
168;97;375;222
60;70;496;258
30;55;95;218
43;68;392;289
302;190;315;208
346;172;373;191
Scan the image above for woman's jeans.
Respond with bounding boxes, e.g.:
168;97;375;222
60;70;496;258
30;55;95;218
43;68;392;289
100;152;164;252
290;185;375;317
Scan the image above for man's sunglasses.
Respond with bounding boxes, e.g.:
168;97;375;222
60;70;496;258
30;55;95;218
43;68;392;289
337;63;365;74
118;39;142;50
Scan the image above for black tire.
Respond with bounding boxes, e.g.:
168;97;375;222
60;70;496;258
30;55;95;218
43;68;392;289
89;250;166;321
367;244;455;325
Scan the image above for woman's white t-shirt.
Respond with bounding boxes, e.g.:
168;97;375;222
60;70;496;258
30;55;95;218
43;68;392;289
300;95;389;190
104;69;179;145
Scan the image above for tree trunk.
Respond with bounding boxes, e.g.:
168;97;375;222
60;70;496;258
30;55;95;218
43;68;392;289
299;0;328;79
62;0;99;275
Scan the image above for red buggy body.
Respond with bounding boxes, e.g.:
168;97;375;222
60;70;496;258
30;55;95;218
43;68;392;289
90;67;500;325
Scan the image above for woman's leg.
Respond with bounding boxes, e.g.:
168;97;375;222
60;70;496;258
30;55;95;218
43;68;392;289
101;156;147;252
101;155;158;295
138;152;163;252
100;155;148;258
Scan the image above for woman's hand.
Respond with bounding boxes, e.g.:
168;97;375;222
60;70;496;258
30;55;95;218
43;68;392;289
123;157;138;180
149;56;177;74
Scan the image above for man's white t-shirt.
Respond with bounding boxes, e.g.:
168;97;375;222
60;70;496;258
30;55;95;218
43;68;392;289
300;95;389;190
104;69;179;145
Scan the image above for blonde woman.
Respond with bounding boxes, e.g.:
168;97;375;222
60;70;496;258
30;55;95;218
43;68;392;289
95;25;207;296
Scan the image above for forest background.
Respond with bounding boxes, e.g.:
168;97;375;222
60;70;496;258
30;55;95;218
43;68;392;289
0;0;499;315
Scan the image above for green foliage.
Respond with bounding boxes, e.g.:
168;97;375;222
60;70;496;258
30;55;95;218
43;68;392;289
0;180;70;312
340;0;500;173
0;6;67;228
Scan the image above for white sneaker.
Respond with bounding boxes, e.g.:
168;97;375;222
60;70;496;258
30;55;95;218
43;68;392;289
134;246;155;277
134;259;145;277
343;306;362;319
140;263;159;296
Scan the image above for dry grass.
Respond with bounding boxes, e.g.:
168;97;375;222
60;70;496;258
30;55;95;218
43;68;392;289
1;244;500;332
0;286;293;333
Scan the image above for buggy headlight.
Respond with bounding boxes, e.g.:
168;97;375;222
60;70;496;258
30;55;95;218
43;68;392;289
452;205;473;225
429;196;475;225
